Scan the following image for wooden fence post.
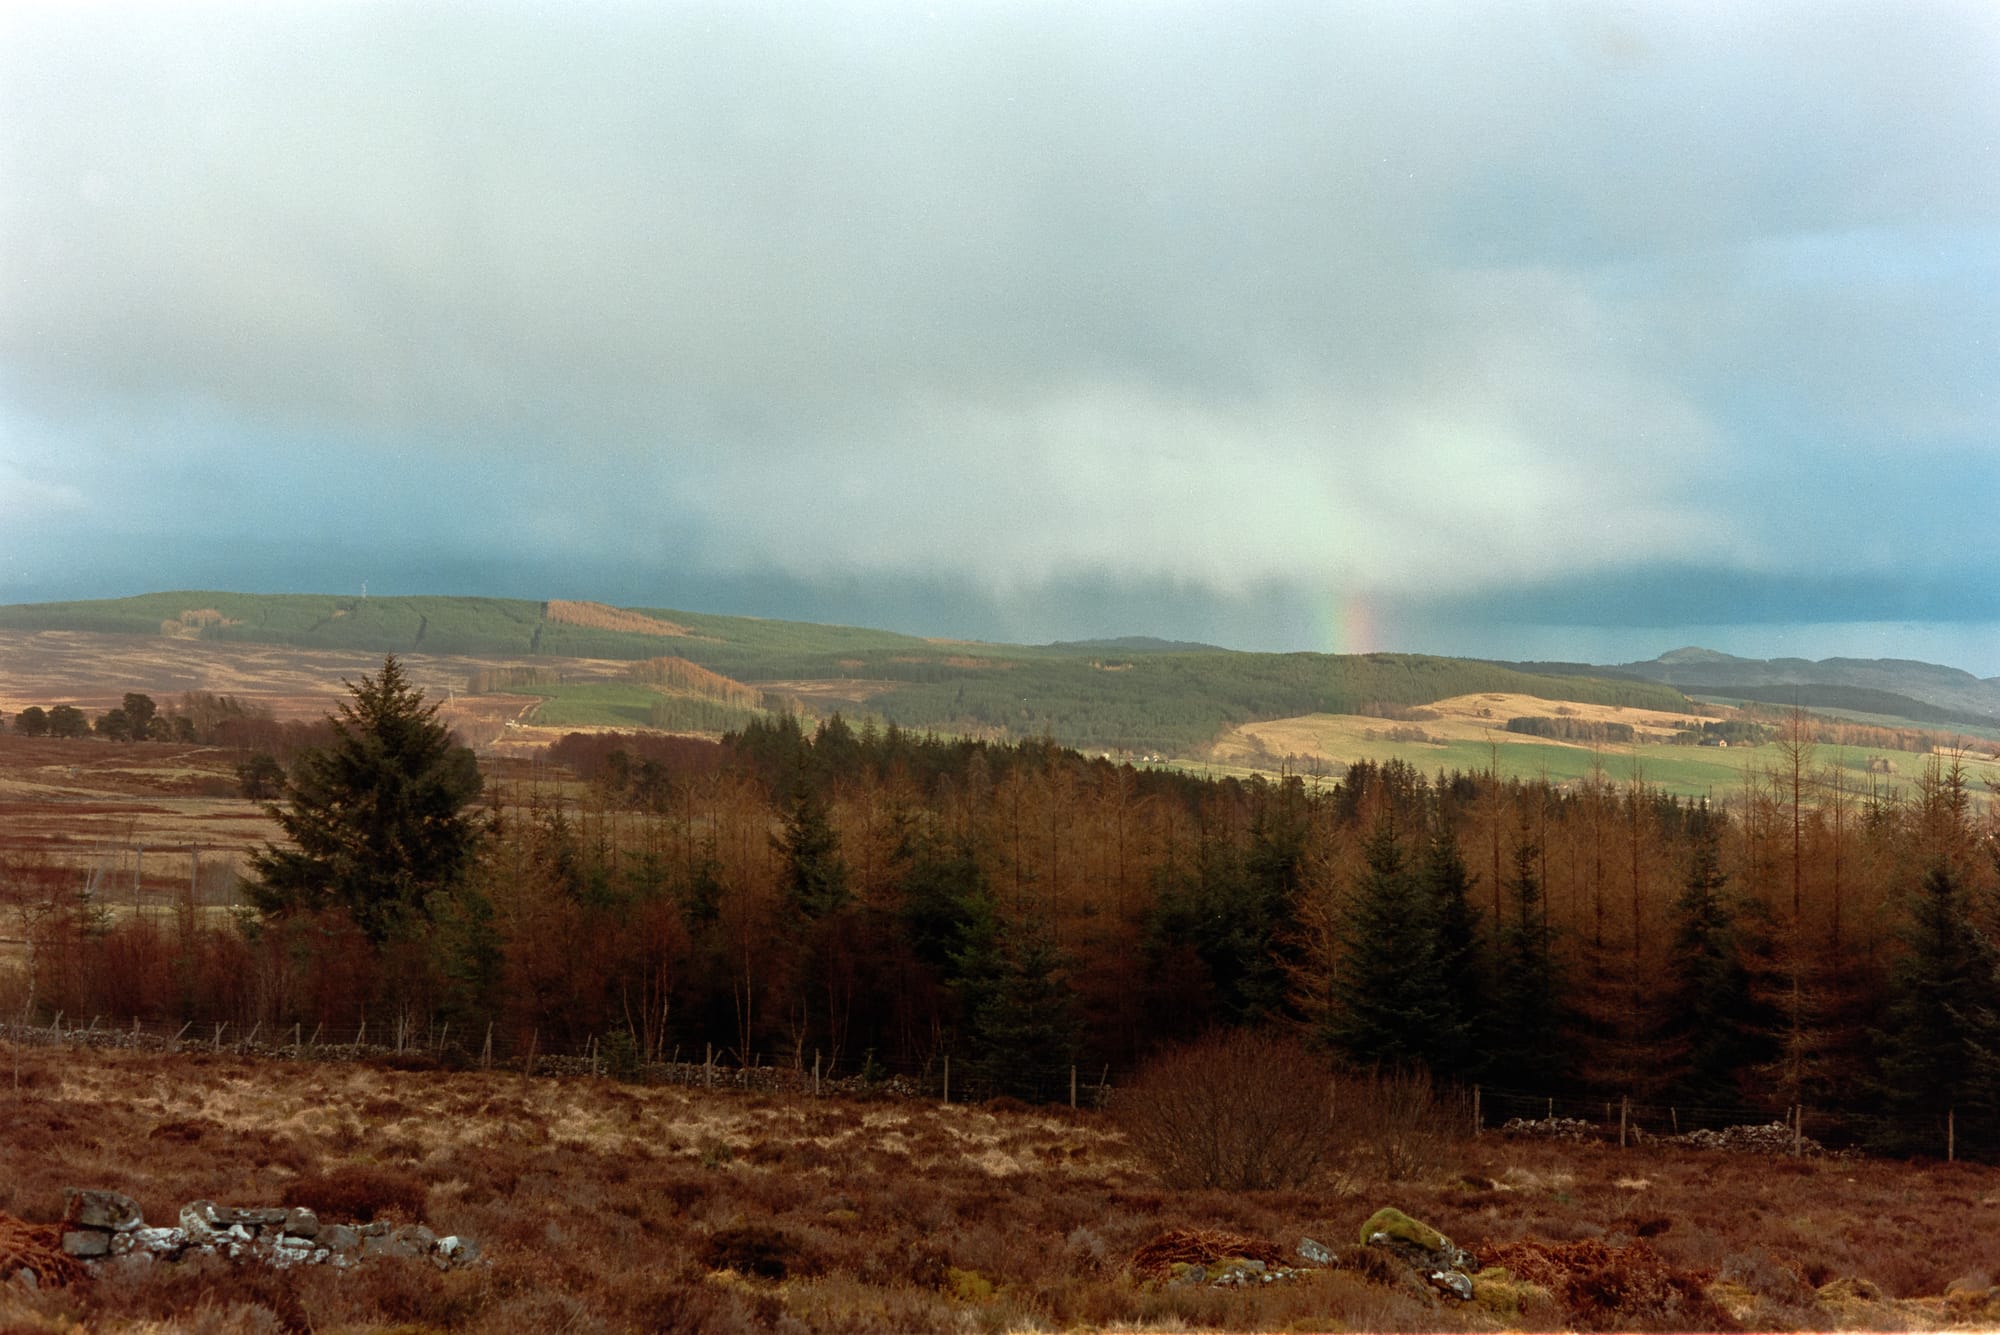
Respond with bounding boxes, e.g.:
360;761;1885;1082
1070;1065;1077;1110
942;1054;950;1106
1473;1085;1481;1137
705;1042;714;1091
1619;1095;1629;1148
1949;1107;1956;1162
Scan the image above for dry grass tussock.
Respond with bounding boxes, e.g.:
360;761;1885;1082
4;1040;2000;1332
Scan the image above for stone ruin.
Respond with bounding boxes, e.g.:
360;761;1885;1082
44;1188;479;1280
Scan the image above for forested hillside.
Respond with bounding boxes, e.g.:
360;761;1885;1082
0;592;1687;754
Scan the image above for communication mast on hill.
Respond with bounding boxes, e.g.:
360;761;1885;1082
361;580;368;602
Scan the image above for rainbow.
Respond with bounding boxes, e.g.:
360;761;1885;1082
1322;588;1379;656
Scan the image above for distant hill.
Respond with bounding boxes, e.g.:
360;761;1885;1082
1044;635;1225;655
1609;648;2000;728
0;591;1688;756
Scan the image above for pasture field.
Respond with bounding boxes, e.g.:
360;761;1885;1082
1207;693;2000;801
3;1039;2000;1332
509;681;668;730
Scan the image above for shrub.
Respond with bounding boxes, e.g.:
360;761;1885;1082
1111;1029;1338;1190
1113;1031;1470;1191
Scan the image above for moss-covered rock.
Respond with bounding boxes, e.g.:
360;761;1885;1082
1358;1207;1446;1253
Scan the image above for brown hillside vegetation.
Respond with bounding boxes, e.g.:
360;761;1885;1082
0;629;549;722
3;1040;2000;1333
623;656;762;708
543;600;692;638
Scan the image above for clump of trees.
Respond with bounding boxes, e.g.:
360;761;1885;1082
8;690;275;744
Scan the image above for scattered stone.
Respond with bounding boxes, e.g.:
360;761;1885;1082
436;1235;480;1267
283;1207;320;1239
63;1188;144;1232
1130;1227;1309;1288
60;1230;111;1259
1667;1121;1824;1156
179;1201;223;1243
1297;1236;1331;1266
1500;1115;1600;1141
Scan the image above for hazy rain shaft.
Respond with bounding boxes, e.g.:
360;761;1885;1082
2;1;1997;668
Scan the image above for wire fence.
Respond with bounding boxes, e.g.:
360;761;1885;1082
0;1011;1107;1108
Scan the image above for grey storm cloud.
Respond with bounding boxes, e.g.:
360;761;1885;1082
1;1;1996;659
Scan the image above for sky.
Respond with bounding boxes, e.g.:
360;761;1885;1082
2;1;1997;674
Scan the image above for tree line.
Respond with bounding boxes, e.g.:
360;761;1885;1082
7;691;275;744
8;660;2000;1155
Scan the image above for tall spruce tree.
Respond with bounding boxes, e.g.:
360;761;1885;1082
1874;860;2000;1155
1660;804;1767;1113
1419;821;1487;1083
1324;816;1443;1067
1488;826;1567;1092
245;655;484;943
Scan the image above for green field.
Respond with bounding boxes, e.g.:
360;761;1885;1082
1199;728;1998;803
512;681;665;729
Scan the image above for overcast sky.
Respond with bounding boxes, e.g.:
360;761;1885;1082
3;2;1996;672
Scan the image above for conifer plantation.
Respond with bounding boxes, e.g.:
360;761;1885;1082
10;662;2000;1157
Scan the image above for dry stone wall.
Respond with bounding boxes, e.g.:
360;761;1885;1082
56;1188;479;1274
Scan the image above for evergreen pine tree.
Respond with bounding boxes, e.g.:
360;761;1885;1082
1419;821;1487;1083
1874;861;2000;1155
973;922;1081;1103
1660;804;1767;1114
1488;826;1567;1092
1324;816;1444;1067
775;772;848;920
245;655;485;943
